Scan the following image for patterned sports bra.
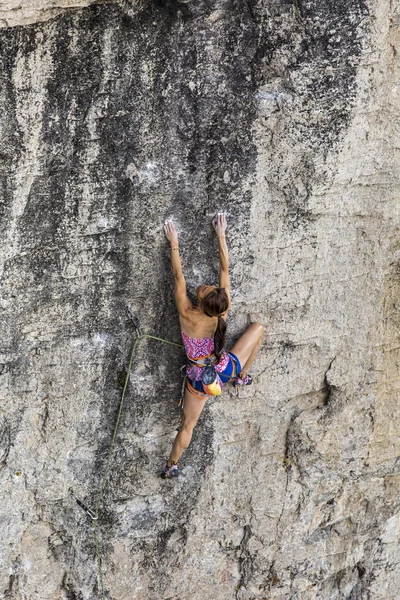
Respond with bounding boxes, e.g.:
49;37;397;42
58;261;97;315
181;331;229;381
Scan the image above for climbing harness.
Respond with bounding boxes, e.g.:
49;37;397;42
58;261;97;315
182;353;223;399
70;308;184;600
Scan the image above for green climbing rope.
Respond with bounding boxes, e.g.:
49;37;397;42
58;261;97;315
91;330;184;599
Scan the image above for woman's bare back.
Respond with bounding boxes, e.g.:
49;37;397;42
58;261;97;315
179;306;219;339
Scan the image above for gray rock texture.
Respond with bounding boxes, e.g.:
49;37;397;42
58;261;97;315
0;1;111;28
0;1;399;599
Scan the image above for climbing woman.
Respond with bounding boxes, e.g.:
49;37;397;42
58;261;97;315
162;213;264;479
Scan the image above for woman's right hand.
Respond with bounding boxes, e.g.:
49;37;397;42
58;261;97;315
212;212;227;238
164;219;179;246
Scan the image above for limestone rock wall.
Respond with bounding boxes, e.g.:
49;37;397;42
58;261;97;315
0;1;399;599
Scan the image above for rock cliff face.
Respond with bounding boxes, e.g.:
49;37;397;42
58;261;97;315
0;1;399;599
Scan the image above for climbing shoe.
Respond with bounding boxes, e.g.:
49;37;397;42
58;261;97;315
161;462;180;479
233;374;252;396
234;374;253;386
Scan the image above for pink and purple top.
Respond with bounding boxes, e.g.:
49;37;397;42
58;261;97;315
181;331;230;381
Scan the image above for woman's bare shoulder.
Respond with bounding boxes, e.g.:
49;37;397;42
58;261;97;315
178;309;198;334
179;310;217;338
179;306;200;322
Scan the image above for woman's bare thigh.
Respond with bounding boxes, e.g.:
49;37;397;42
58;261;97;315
229;322;264;370
182;387;209;429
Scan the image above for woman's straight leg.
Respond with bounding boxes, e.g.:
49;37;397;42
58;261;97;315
168;387;209;465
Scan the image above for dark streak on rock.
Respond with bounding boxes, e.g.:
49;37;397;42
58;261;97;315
235;524;253;598
4;574;16;598
0;421;11;469
248;0;369;229
283;411;298;470
322;355;336;405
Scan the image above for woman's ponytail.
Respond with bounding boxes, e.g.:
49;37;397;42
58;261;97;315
201;287;229;360
214;315;226;361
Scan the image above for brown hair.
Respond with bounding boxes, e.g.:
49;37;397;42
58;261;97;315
201;288;229;360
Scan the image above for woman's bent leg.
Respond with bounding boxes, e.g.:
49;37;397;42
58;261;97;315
230;322;264;378
168;387;208;466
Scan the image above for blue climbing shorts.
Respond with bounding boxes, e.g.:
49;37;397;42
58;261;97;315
219;351;241;384
187;351;242;398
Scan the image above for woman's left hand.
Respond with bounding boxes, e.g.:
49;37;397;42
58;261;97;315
164;219;179;246
212;212;227;238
